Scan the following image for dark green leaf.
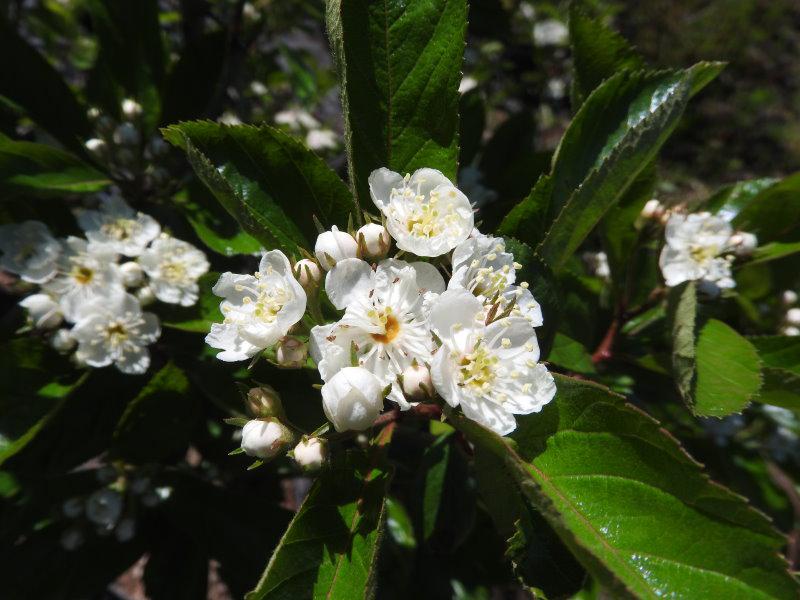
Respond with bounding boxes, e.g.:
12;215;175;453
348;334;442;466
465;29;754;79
547;333;596;374
749;241;800;266
449;374;799;599
705;177;776;220
497;174;553;248
733;172;800;243
758;368;800;410
164;121;354;253
750;336;800;376
159;272;222;333
326;0;467;208
667;281;697;404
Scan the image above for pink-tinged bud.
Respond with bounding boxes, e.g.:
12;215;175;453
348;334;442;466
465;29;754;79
293;258;322;289
277;337;308;368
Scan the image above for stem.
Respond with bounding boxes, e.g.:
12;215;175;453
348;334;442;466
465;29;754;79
592;315;621;365
766;460;800;569
371;403;443;428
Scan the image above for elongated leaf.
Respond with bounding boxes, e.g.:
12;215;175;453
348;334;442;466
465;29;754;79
694;319;762;417
758;368;800;410
497;174;553;248
326;0;467;208
164;121;354;253
0;139;108;197
750;336;800;376
547;333;596;374
568;4;644;107
246;452;389;600
537;64;723;269
448;374;798;599
750;336;800;409
734;172;800;243
667;282;697;404
749;241;800;266
705;177;777;220
159;272;222;333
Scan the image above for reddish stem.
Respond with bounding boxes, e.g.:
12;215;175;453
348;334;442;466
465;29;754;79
592;317;621;365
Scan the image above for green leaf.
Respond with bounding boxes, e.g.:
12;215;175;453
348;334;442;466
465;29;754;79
326;0;467;208
448;374;799;599
0;138;109;197
568;4;645;107
748;241;800;266
750;336;800;409
497;174;553;248
420;434;451;541
178;190;263;256
159;272;222;333
246;451;389;600
758;368;800;410
0;21;91;155
733;172;800;243
750;336;800;376
385;497;416;549
694;319;762;417
163;121;354;253
667;281;697;404
547;333;596;374
704;177;777;220
112;362;196;463
537;64;723;269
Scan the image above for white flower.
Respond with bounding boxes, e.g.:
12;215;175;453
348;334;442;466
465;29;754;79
293;437;327;469
583;251;611;281
76;193;160;256
533;19;568;46
293;258;322;288
206;250;307;361
315;226;358;270
241;418;293;459
43;237;124;321
314;257;445;409
50;328;76;352
781;326;800;337
356;223;391;259
19;293;63;329
401;363;433;401
659;212;736;289
119;261;144;287
306;129;338;151
786;308;800;326
85;138;107;155
275;107;319;131
276;337;307;368
138;235;209;306
71;292;160;374
321;367;384;431
640;199;665;222
429;289;555;435
782;290;798;307
0;220;61;283
449;234;542;326
121;98;143;118
369;168;473;257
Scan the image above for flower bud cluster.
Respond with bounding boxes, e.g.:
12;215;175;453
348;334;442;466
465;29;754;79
780;290;800;337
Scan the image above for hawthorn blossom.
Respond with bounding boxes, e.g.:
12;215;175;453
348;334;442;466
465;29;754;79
429;289;555;435
659;212;736;290
313;257;444;408
0;220;61;283
368;168;473;257
71;292;161;374
43;237;124;321
206;250;306;361
76;192;160;256
138;235;209;306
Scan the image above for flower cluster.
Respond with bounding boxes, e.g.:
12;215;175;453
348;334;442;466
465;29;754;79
659;211;757;293
274;106;339;152
208;167;555;436
0;191;209;374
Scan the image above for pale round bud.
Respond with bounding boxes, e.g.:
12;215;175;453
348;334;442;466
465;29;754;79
321;367;384;432
246;385;283;418
115;517;136;542
786;308;800;326
640;199;664;220
730;232;758;256
50;329;76;353
315;226;358;270
240;418;294;459
113;122;140;146
782;290;798;307
85;138;107;155
356;223;391;259
119;261;144;287
87;107;101;121
293;258;322;288
293;437;327;470
277;337;308;368
780;325;800;337
121;98;143;119
85;489;123;527
401;363;433;401
60;527;84;551
136;285;156;306
19;293;62;329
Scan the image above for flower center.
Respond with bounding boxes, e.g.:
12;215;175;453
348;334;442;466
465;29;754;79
102;218;139;241
105;322;128;346
72;265;95;284
689;244;718;265
458;343;498;391
370;312;401;344
161;261;187;283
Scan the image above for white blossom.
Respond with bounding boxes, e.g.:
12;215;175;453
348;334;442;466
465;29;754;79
321;366;384;432
356;223;391;259
50;328;76;352
306;129;338;151
786;308;800;326
275;107;319;131
43;237;124;321
315;226;358;270
138;235;209;306
533;19;568;46
121;98;143;118
314;258;444;409
458;76;478;94
782;290;798;307
368;168;473;257
429;289;555;435
0;220;61;283
206;250;306;361
76;193;160;256
19;293;63;329
85;138;107;155
241;418;293;459
659;212;736;290
71;292;160;374
293;437;327;469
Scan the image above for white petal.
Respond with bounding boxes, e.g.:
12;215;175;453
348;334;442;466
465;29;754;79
428;289;484;348
460;396;517;435
368;168;404;211
410;261;445;294
325;258;373;310
116;346;150;374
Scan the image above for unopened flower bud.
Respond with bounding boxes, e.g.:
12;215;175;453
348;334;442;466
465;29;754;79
314;226;358;270
786;308;800;326
356;223;391;259
321;367;384;431
113;122;140;146
85;138;107;155
85;489;123;527
277;337;307;368
729;232;758;256
782;290;798;307
246;385;283;418
401;363;433;401
781;325;800;337
293;437;327;470
293;258;322;288
51;328;76;353
121;98;143;119
136;285;156;306
120;261;144;287
240;418;294;459
19;293;62;329
87;107;101;121
641;199;665;221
